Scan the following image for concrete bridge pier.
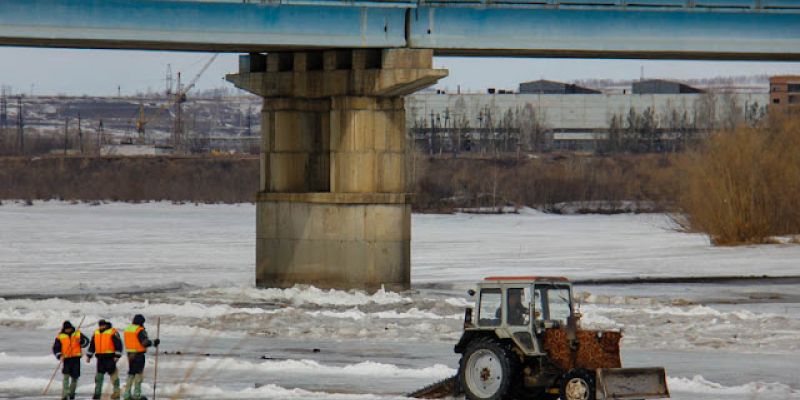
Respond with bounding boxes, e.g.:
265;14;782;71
227;49;447;291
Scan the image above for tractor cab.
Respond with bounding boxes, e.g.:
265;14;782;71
464;276;576;356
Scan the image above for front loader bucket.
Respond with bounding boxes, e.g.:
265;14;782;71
596;367;670;399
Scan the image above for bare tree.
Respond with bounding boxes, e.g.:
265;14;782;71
693;92;718;132
519;102;547;152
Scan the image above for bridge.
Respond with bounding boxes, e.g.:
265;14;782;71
2;0;798;290
2;0;800;58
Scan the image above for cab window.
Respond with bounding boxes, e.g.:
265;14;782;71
533;287;545;321
534;285;573;324
547;287;572;324
478;289;502;326
506;287;530;326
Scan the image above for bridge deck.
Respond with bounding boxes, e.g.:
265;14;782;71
1;0;799;59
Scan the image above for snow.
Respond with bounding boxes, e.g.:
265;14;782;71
412;210;800;283
0;202;799;399
2;202;800;297
0;377;403;399
204;285;412;307
0;202;253;296
669;376;800;400
159;358;456;380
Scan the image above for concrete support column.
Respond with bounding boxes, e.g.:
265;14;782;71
330;97;406;194
262;98;330;193
228;49;447;291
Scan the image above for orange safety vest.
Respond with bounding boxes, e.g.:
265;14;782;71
57;330;82;358
94;328;117;354
124;324;145;353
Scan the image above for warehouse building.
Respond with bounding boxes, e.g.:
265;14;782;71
519;80;600;95
406;90;767;153
632;79;703;94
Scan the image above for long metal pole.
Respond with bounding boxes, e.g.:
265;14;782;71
152;317;161;400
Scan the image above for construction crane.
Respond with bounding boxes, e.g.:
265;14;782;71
134;54;219;149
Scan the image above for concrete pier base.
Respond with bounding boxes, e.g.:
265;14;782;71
227;49;446;290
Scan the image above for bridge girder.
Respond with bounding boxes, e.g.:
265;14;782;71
1;0;800;59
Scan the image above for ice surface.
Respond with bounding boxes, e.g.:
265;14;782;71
158;358;456;379
1;202;799;399
412;210;800;283
668;375;800;400
0;377;406;399
3;202;800;297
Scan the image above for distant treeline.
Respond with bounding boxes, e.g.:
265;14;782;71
0;156;259;203
0;154;675;212
412;153;677;213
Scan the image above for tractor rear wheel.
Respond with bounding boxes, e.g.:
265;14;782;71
459;337;519;400
559;369;596;400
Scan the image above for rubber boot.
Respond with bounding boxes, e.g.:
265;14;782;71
93;373;104;400
110;370;121;400
68;376;78;400
61;375;70;400
124;374;134;400
133;373;145;400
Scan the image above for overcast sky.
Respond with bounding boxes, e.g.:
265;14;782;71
2;47;800;96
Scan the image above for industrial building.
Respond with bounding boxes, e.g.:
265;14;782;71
632;79;703;94
769;75;800;109
519;80;600;94
406;90;768;153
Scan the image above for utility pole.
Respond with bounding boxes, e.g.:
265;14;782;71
0;88;7;153
456;114;462;157
64;117;69;155
77;113;83;155
436;114;442;155
17;96;24;155
246;105;252;137
166;64;174;98
98;119;104;155
0;87;7;131
429;111;435;156
173;72;183;153
443;108;450;156
486;108;496;158
478;112;484;155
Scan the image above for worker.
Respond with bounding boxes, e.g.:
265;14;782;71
87;319;123;400
507;290;530;325
52;320;90;400
123;314;160;400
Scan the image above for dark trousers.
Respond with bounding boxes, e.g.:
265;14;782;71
94;355;120;399
127;353;146;375
97;355;118;374
62;357;81;378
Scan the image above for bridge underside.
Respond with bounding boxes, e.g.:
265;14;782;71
2;0;800;60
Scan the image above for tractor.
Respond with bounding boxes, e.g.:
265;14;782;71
409;276;670;400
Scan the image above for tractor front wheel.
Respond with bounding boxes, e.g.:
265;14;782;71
459;337;518;400
559;369;596;400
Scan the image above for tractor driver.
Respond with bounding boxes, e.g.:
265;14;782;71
506;289;529;325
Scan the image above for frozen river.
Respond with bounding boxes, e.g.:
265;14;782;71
0;202;798;399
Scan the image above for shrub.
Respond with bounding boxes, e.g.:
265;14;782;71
678;116;800;244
